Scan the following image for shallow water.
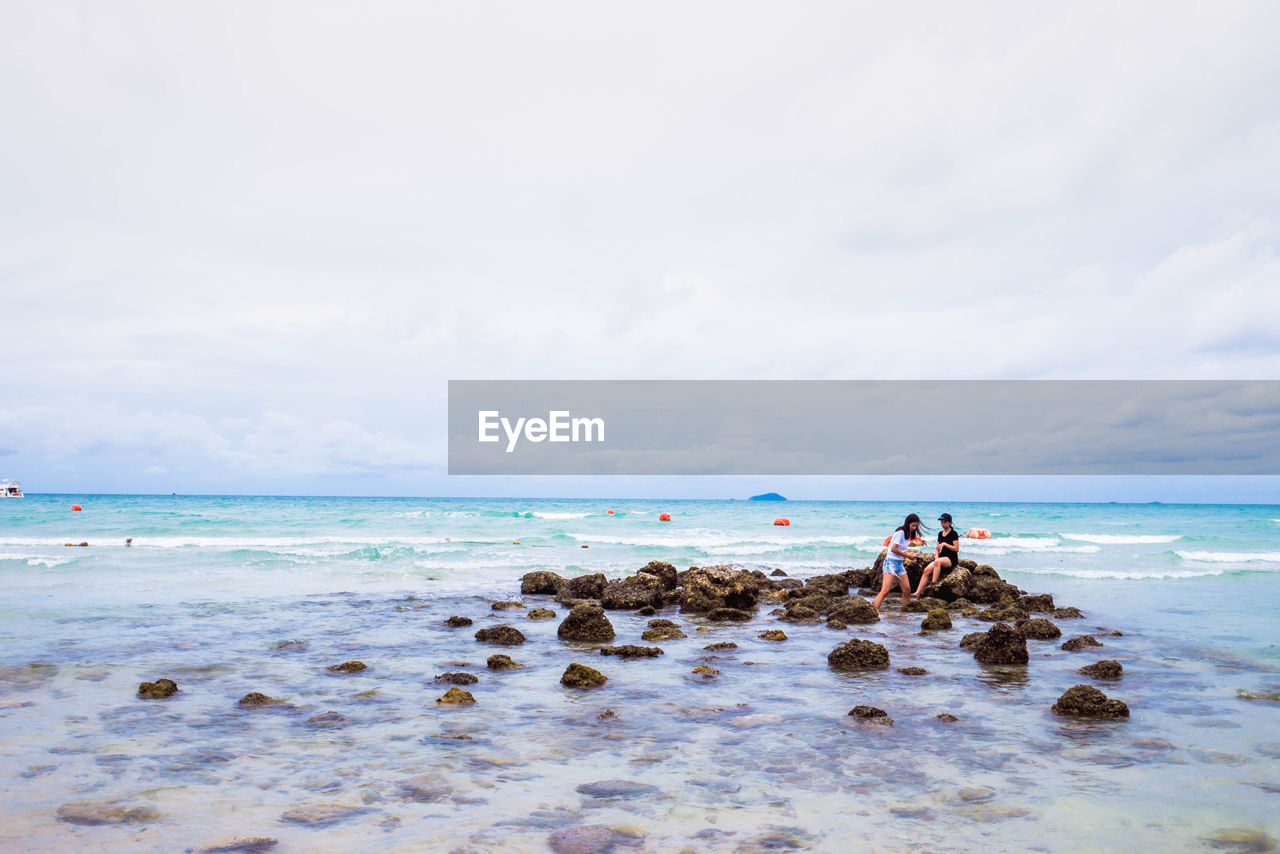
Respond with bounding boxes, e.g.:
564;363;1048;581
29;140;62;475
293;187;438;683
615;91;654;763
2;496;1278;851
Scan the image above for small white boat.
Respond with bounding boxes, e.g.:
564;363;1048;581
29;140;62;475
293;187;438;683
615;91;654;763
2;479;23;498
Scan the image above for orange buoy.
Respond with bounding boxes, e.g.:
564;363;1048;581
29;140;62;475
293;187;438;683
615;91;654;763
659;513;671;522
606;510;615;515
71;504;82;511
882;535;926;547
773;518;790;526
965;528;992;539
581;544;589;548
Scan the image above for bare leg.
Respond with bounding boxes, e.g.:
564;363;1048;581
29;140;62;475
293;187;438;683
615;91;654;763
897;574;911;608
914;560;941;596
873;572;896;612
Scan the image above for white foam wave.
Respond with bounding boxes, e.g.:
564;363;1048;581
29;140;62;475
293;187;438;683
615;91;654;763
1062;533;1182;544
1007;566;1233;580
566;532;879;548
0;553;71;568
531;512;591;520
1175;550;1280;564
0;535;454;550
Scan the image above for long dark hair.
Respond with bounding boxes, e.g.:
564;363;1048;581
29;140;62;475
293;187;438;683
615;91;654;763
897;513;922;536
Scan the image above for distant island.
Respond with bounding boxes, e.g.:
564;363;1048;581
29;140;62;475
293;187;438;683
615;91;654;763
748;492;786;501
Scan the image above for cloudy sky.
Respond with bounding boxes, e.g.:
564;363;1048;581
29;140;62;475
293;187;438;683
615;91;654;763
2;2;1279;499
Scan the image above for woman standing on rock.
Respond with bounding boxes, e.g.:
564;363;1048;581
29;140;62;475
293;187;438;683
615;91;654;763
914;512;960;596
874;513;922;613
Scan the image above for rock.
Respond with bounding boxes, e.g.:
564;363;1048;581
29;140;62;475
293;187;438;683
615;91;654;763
770;569;788;577
272;640;307;651
444;616;473;627
1079;660;1123;679
778;605;822;624
527;608;556;620
279;803;366;827
648;618;678;628
1062;635;1104;651
492;601;524;611
238;692;279;706
803;573;852;597
978;604;1029;623
972;623;1029;665
827;598;880;625
678;565;762;613
636;605;656;616
434;672;478;685
561;573;607;600
1016;618;1062;640
600;574;666;610
1053;607;1085;619
521;570;565;595
959;632;985;651
1018;593;1055;613
548;825;615;854
575;780;661;799
600;645;663;658
557;604;616;643
138;678;178;698
936;567;974;601
486;654;521;670
758;630;787;641
398;773;451;802
848;705;893;725
897;667;928;676
869;550;932;590
56;800;160;825
905;596;947;614
561;663;607;688
827;639;890;670
641;625;686;641
946;598;972;611
691;665;720;678
306;711;348;728
969;577;1020;604
826;618;847;630
1237;690;1280;702
637;560;678;590
704;642;738;651
921;609;953;631
1202;827;1278;851
475;625;527;646
706;607;754;622
198;837;279;853
436;687;476;706
1051;684;1130;718
936;713;959;722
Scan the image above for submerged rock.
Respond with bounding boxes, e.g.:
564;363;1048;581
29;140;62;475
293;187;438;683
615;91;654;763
758;630;787;641
492;600;525;610
642;625;686;641
1017;618;1062;640
527;608;556;620
704;642;738;651
475;625;527;646
56;799;160;825
306;711;348;728
271;640;307;651
1062;635;1104;651
575;779;661;800
327;660;368;674
897;667;928;676
238;692;280;706
921;609;952;631
444;616;473;628
434;672;478;685
561;663;608;688
1079;660;1124;679
1201;827;1278;851
557;604;616;643
1051;684;1129;718
936;713;960;722
486;654;521;670
828;639;890;670
548;825;616;854
600;645;663;658
279;803;367;827
848;705;893;725
691;665;720;678
198;837;279;853
436;687;476;706
972;623;1029;665
138;678;178;699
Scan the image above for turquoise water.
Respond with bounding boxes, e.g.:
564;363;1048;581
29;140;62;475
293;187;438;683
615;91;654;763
2;495;1278;851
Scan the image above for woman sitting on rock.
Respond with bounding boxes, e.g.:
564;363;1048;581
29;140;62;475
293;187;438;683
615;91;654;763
874;513;922;613
914;512;959;596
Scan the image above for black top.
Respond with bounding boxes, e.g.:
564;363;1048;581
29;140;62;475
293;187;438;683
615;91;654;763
938;528;959;564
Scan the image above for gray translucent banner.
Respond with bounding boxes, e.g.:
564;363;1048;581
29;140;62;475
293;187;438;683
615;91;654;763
447;380;1280;475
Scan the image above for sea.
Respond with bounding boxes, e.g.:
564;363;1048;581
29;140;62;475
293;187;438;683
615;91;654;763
1;495;1278;852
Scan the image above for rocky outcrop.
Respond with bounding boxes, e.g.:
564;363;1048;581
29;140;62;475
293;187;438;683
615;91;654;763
921;609;953;631
436;687;476;706
972;623;1029;665
778;605;822;624
636;560;678;590
827;598;880;625
520;570;564;595
827;639;890;670
1051;684;1129;718
1062;635;1103;651
678;565;762;613
905;596;947;613
560;573;607;601
1016;618;1062;640
1053;607;1085;619
561;663;607;688
138;678;178;698
600;645;663;658
557;605;615;643
600;574;667;610
1079;660;1123;679
959;632;985;651
1018;593;1055;613
475;625;526;645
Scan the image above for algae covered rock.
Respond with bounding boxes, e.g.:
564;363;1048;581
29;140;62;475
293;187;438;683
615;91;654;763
972;623;1029;665
936;713;959;722
444;615;473;628
527;608;556;620
1018;593;1055;613
704;641;738;651
905;596;947;614
1062;634;1104;651
897;667;928;676
827;638;890;670
486;654;521;670
691;665;720;679
678;565;762;613
434;672;479;685
138;678;178;698
557;604;616;642
1053;606;1085;619
1051;684;1129;718
238;692;280;706
848;705;893;725
921;608;952;631
600;645;663;658
492;601;525;611
436;687;476;706
475;625;527;646
1017;618;1062;640
758;629;788;641
1079;660;1123;679
56;799;161;825
600;574;667;610
827;597;879;625
959;632;985;651
706;607;754;622
642;625;686;641
520;570;564;595
561;662;608;688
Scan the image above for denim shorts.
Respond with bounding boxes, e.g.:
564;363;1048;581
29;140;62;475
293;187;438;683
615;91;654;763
884;561;907;577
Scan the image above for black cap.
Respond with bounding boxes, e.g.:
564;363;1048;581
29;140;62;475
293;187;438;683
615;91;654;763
938;513;953;523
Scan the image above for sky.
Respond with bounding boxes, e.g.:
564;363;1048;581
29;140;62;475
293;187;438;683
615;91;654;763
2;2;1279;500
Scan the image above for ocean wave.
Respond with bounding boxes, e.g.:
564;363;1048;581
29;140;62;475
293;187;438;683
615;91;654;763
0;553;72;567
566;532;879;548
1005;566;1236;580
1175;550;1280;564
963;537;1100;555
531;512;591;520
1062;533;1182;544
0;535;454;549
